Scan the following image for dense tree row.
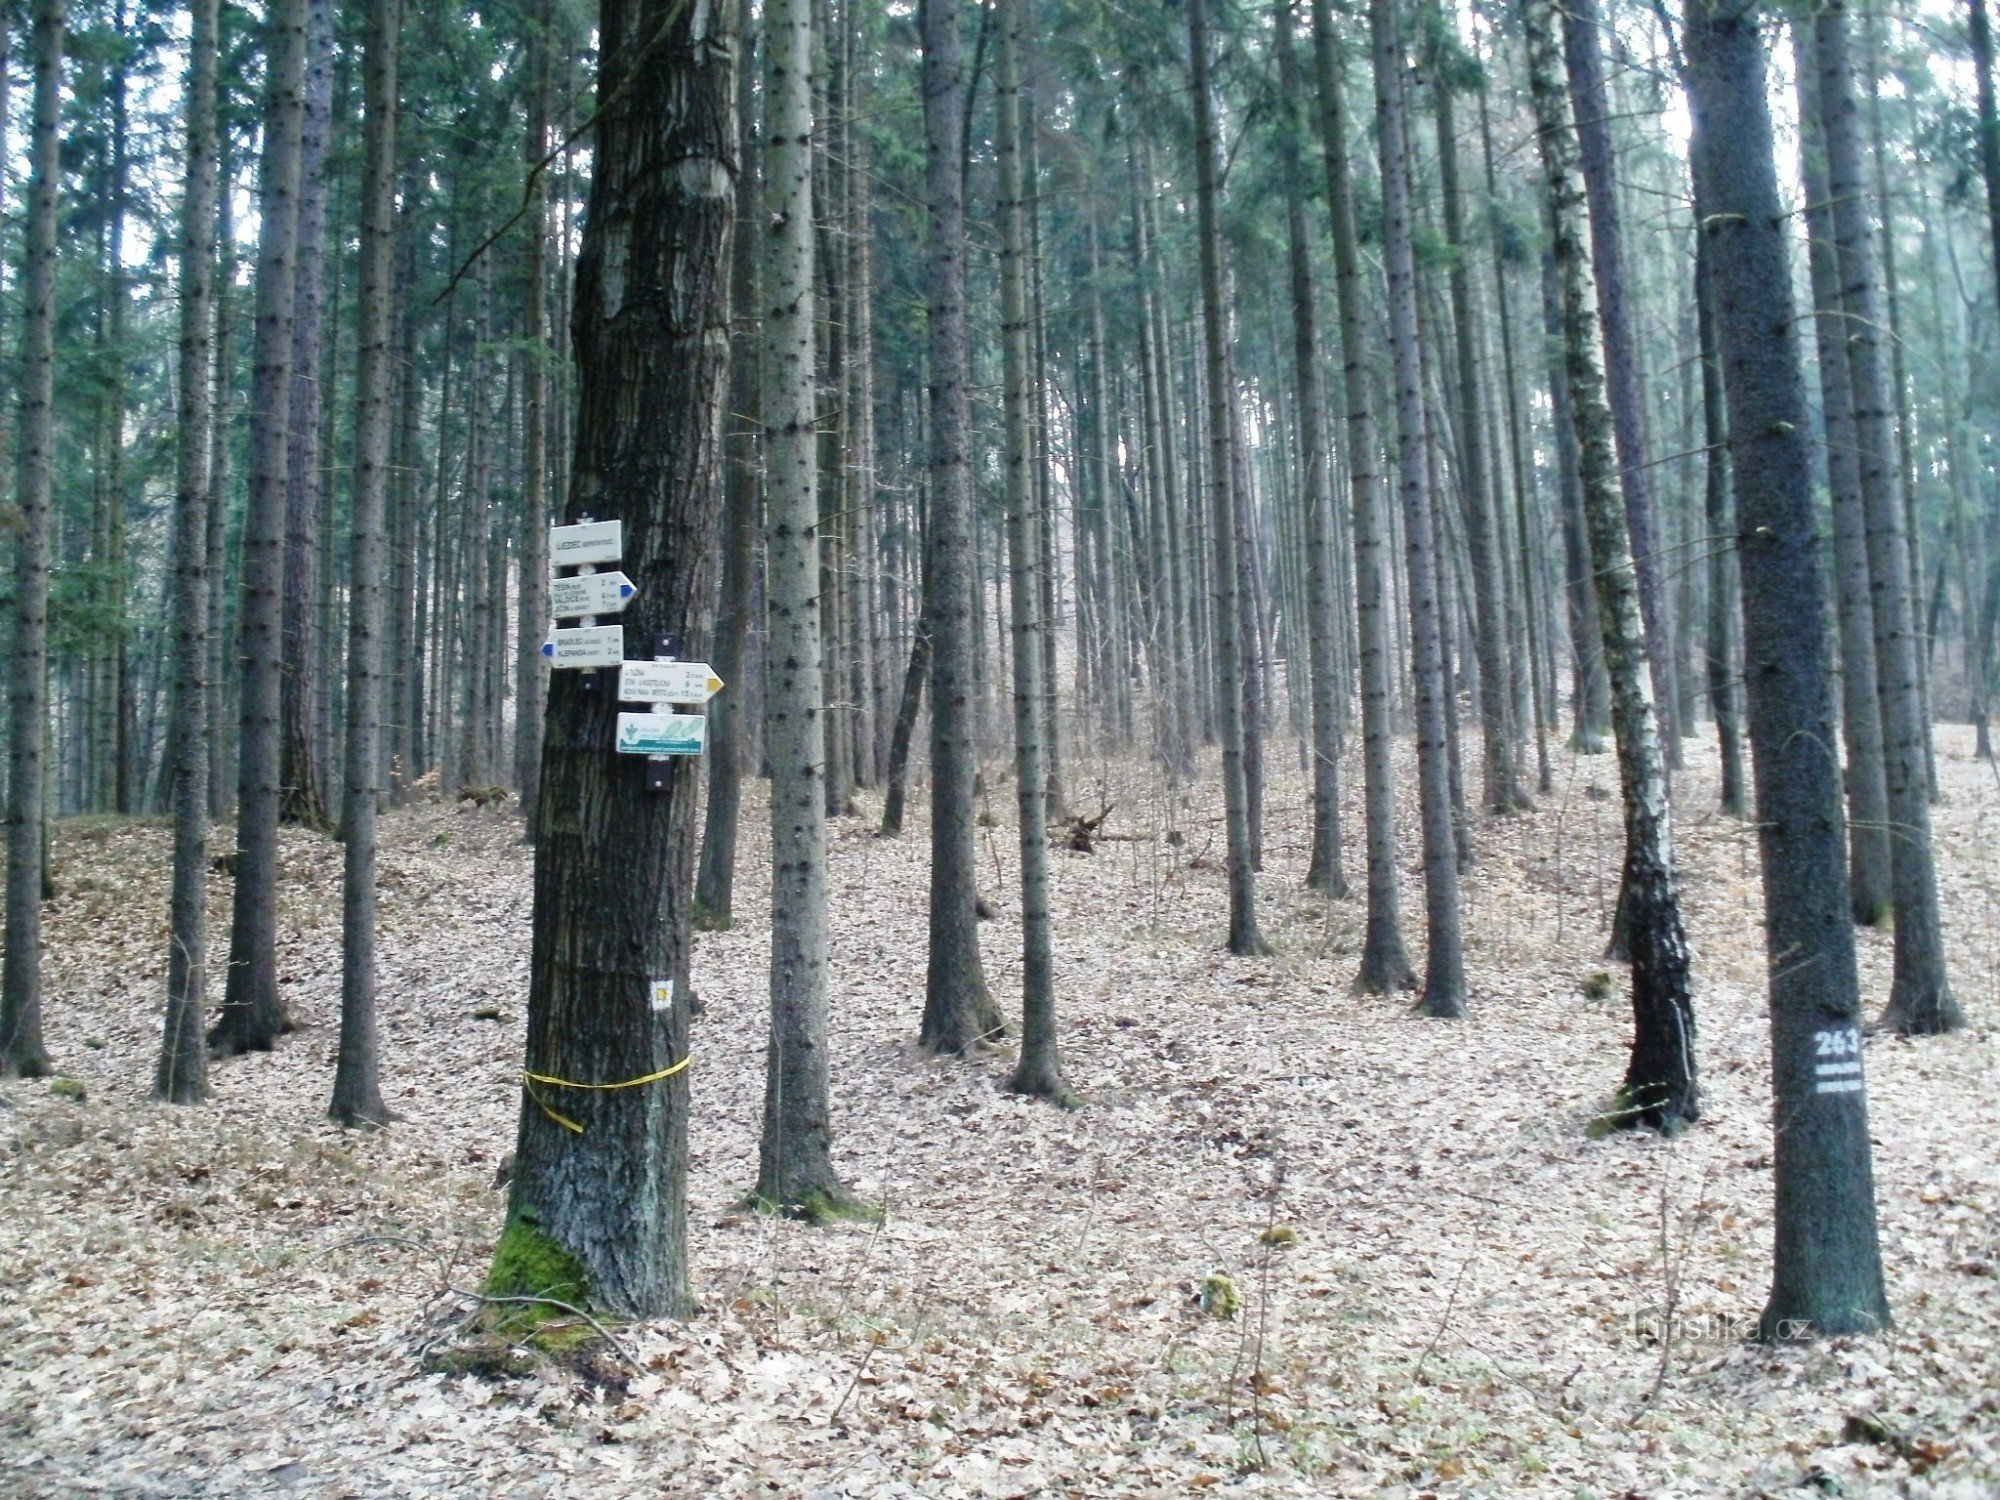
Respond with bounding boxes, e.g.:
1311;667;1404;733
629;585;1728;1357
0;0;1993;1342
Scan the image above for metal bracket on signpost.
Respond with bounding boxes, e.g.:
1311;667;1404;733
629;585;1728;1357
576;514;602;695
644;633;684;793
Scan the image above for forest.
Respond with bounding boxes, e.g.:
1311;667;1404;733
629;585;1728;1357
0;0;1996;1491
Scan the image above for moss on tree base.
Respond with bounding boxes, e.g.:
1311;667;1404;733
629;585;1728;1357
484;1217;592;1326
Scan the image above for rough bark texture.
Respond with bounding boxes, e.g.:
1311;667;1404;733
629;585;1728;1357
1374;0;1460;1013
918;0;1002;1048
1684;0;1889;1339
498;0;734;1318
1812;5;1961;1037
1525;0;1697;1128
756;0;852;1212
1312;0;1412;990
214;0;309;1059
329;0;399;1130
158;0;219;1105
516;20;552;843
1693;218;1746;819
1191;0;1269;958
3;0;64;1081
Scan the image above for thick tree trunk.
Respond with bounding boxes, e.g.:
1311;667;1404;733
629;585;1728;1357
755;0;854;1214
496;0;732;1319
918;0;1001;1048
1525;0;1697;1127
1190;0;1269;957
1374;0;1459;1012
1812;4;1960;1036
158;0;220;1105
1312;0;1412;990
213;0;309;1059
2;0;64;1080
329;0;399;1130
1684;0;1888;1338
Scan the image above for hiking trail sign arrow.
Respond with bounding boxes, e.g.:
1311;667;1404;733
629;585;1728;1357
549;571;636;619
542;623;624;669
617;660;724;704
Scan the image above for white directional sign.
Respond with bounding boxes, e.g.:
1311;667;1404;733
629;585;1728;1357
618;660;724;704
615;712;708;757
550;519;623;568
549;571;636;619
543;623;624;668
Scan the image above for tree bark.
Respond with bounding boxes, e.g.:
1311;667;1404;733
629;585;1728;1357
2;0;64;1080
158;0;220;1105
1190;0;1269;957
1312;0;1413;989
329;0;400;1130
1684;0;1888;1338
496;0;733;1319
1525;0;1697;1126
918;0;1002;1048
755;0;854;1214
213;0;309;1059
1374;0;1459;1011
516;14;553;841
1812;3;1960;1035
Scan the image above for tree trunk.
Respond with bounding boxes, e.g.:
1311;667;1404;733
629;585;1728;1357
329;0;399;1129
1274;1;1346;897
1313;0;1412;990
1435;54;1522;817
1190;0;1269;957
754;0;855;1215
998;0;1066;1103
1562;0;1679;762
157;0;220;1105
696;0;761;929
1693;219;1746;818
213;0;309;1059
495;0;733;1319
1525;0;1697;1127
1797;49;1892;922
1683;0;1889;1338
2;0;64;1079
1812;3;1960;1035
918;0;1001;1049
1374;0;1459;1012
280;0;336;832
516;16;552;841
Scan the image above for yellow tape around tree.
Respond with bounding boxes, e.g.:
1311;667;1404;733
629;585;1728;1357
521;1054;691;1134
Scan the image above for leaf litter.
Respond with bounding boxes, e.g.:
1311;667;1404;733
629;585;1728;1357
1;728;1996;1497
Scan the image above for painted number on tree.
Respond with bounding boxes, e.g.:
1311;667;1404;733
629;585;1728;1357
1812;1027;1864;1095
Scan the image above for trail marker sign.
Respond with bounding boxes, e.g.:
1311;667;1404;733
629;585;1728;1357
550;519;623;567
615;712;708;757
549;571;636;619
543;624;624;669
618;660;723;704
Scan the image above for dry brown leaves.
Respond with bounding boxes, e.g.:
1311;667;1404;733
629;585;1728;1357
1;727;1996;1497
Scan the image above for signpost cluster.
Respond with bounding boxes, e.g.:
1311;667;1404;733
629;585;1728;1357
543;519;723;787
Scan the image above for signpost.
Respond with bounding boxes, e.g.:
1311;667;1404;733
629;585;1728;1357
549;571;636;619
543;520;723;785
617;660;724;705
549;518;623;567
615;712;708;757
543;623;625;668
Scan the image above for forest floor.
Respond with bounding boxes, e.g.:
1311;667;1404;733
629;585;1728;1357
1;727;1997;1498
